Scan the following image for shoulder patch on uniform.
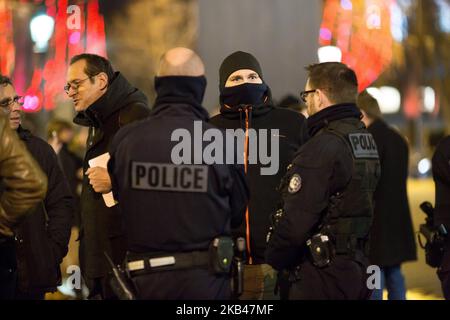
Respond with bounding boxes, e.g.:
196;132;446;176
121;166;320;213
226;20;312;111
288;174;302;194
348;133;378;158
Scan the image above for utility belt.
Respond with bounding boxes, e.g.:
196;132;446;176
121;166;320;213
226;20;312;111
306;232;368;269
107;237;243;299
126;237;235;278
334;234;369;255
126;250;211;277
279;233;368;290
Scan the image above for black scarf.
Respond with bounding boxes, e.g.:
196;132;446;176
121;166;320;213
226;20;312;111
73;72;148;128
220;83;268;108
307;103;362;136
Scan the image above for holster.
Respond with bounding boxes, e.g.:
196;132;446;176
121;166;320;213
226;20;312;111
231;237;245;298
209;236;234;274
306;233;335;268
104;252;136;300
418;223;448;268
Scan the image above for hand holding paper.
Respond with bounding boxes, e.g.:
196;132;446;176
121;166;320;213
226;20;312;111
86;167;112;194
87;152;118;207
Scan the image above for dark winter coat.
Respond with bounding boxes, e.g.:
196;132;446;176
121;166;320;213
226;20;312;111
367;119;417;267
266;104;380;300
210;104;308;264
108;75;249;299
15;126;73;293
73;72;150;280
432;135;450;299
57;144;83;227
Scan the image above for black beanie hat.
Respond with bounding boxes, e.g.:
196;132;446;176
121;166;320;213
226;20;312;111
219;51;263;89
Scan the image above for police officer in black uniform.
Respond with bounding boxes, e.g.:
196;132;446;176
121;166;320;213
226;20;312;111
107;47;249;299
266;62;380;300
432;136;450;299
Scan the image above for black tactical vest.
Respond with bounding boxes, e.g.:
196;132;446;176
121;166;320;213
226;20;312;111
319;119;380;256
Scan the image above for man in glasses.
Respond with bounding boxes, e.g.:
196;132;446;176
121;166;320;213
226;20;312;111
0;75;73;299
0;111;48;300
66;54;150;299
266;62;380;299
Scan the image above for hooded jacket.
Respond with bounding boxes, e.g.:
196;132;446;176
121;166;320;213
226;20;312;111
210;91;308;264
73;72;150;279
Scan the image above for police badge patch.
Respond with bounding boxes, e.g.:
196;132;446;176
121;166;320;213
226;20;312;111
288;174;302;193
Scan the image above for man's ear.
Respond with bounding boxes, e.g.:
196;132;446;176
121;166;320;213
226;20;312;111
316;89;328;109
97;72;108;91
315;89;324;109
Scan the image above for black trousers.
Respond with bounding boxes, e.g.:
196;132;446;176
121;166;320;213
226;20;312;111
14;290;45;300
287;258;371;300
437;269;449;300
84;276;118;300
0;269;16;300
438;243;450;300
0;239;17;300
131;268;231;300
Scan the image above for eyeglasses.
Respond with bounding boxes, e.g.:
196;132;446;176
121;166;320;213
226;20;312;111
0;95;24;109
299;89;317;103
64;75;96;94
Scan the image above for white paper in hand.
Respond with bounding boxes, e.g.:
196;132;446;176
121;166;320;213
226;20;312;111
88;152;118;208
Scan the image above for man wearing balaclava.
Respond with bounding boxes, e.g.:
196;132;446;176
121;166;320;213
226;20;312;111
108;48;249;299
210;51;309;300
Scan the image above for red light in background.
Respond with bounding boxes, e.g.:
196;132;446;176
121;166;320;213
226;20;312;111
22;94;40;112
0;1;15;76
69;31;81;44
319;0;393;91
85;0;107;57
319;28;332;41
0;0;107;112
404;84;420;119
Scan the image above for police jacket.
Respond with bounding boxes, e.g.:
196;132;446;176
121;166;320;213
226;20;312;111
432;136;450;274
12;126;73;293
266;103;380;271
108;76;249;254
210;100;308;264
73;72;150;278
367;119;416;267
0;116;47;237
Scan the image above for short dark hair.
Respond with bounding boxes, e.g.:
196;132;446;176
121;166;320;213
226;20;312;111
278;94;305;112
305;62;358;104
0;75;13;87
357;90;382;120
70;53;115;84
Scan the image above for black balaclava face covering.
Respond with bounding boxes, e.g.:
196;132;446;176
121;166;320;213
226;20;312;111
154;75;207;107
220;82;268;107
219;51;269;108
